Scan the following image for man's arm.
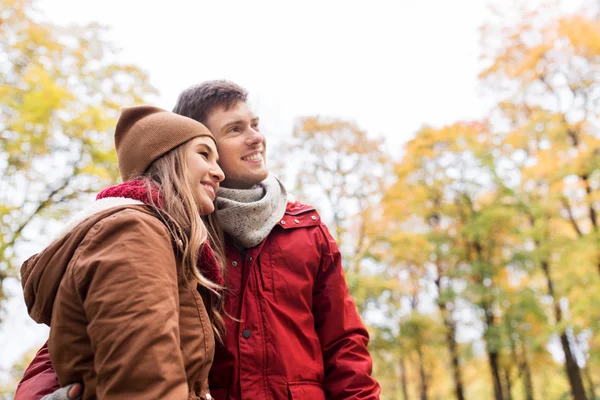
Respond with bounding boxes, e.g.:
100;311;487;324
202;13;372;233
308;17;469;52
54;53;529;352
313;224;381;400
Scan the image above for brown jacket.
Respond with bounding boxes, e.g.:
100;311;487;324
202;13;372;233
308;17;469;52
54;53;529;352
21;203;215;400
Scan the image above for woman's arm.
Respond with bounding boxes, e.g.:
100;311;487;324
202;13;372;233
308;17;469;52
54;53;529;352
66;210;187;399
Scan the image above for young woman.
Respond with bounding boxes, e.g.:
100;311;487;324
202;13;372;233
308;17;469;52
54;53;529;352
20;105;225;400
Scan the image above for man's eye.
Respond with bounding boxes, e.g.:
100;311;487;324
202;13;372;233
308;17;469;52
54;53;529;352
228;126;241;133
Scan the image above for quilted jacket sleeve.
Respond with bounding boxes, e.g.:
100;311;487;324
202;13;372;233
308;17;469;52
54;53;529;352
68;210;187;399
313;223;381;400
14;342;60;400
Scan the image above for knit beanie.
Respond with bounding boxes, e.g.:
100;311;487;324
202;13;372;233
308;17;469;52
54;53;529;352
115;105;215;181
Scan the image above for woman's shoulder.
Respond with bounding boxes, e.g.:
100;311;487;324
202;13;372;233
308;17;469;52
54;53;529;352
84;205;171;244
96;205;163;226
69;205;178;285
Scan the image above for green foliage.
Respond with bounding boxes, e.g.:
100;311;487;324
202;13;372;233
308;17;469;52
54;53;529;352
0;0;157;316
2;0;598;399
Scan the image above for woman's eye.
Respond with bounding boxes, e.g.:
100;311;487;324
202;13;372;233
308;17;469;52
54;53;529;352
198;152;209;158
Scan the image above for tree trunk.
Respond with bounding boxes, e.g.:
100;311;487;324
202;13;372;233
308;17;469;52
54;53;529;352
400;355;410;400
510;337;535;400
558;333;588;400
443;320;466;400
583;364;597;400
581;174;600;277
483;307;503;400
434;272;466;400
528;211;588;400
416;344;429;400
580;173;598;232
562;190;600;276
481;296;504;400
503;367;513;400
540;259;588;400
471;239;503;400
487;348;505;400
521;345;535;400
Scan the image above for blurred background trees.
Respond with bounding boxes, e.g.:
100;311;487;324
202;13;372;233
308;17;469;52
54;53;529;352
275;1;599;399
1;0;598;399
0;0;156;316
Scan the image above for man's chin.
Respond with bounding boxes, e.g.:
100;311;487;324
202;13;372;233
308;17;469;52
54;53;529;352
256;170;269;182
221;173;268;189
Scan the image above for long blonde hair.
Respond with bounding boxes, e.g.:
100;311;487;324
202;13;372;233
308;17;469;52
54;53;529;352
142;140;226;342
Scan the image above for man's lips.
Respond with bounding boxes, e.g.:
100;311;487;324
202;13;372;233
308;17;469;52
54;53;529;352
241;151;263;162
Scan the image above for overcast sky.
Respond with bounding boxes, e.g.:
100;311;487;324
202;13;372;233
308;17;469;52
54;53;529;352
1;0;507;379
44;0;496;149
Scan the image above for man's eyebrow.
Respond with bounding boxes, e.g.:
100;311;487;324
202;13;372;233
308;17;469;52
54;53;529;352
196;142;219;162
222;120;245;130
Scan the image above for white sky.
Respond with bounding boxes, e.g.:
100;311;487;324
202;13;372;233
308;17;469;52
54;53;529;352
41;0;494;149
1;0;497;379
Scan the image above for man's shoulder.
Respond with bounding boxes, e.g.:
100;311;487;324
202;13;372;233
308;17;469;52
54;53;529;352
285;200;316;215
261;201;328;253
276;201;327;234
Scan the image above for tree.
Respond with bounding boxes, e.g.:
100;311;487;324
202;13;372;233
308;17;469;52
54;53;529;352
0;0;157;316
480;2;599;398
384;122;499;400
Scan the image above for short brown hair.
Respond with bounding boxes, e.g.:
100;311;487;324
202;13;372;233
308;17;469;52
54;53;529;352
172;80;248;124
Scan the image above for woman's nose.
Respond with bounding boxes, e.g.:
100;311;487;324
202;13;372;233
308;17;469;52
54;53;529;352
211;164;225;182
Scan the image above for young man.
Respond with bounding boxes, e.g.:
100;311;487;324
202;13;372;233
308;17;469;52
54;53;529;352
16;80;381;400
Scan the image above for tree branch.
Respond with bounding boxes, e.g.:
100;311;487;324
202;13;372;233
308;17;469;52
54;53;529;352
560;196;583;237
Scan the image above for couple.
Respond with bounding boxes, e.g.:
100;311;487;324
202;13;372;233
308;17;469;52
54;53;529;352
15;80;381;399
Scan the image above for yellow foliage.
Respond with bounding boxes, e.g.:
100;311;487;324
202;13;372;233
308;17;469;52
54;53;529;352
559;15;600;57
0;0;157;306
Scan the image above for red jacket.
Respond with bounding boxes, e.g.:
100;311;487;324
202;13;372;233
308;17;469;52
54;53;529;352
15;202;380;400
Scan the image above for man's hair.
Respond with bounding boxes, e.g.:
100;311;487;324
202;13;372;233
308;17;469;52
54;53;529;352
173;80;248;124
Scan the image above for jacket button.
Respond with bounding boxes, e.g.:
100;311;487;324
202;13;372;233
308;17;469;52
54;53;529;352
294;219;300;224
248;257;253;261
311;216;317;220
280;220;286;225
232;261;238;266
242;329;251;339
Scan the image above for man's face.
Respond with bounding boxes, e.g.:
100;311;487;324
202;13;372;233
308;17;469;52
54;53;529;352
204;101;268;189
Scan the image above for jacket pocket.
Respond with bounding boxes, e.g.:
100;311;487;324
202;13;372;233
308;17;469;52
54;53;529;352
209;387;228;400
288;382;326;400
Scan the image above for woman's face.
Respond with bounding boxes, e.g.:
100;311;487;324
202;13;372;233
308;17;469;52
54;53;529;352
185;136;224;215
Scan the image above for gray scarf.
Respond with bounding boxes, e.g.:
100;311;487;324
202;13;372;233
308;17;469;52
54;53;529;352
216;175;287;249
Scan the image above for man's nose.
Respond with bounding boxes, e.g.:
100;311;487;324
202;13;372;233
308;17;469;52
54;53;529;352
245;128;264;146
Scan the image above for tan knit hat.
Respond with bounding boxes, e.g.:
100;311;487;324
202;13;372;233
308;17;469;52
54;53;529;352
115;105;215;181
